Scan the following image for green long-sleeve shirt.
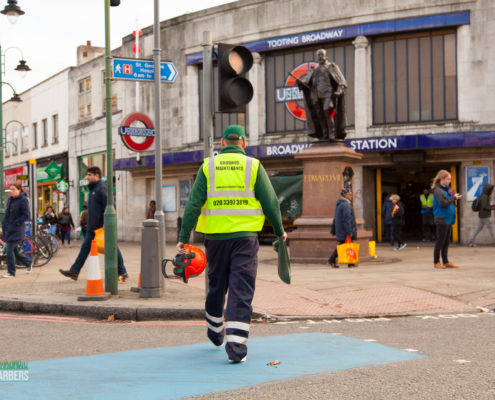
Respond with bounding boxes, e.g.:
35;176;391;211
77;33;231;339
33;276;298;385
179;145;284;243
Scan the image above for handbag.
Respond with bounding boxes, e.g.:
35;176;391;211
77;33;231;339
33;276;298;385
272;237;291;284
337;235;359;264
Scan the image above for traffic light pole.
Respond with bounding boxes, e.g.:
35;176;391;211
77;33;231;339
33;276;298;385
202;31;213;160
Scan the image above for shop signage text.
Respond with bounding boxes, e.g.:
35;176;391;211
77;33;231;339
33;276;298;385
304;174;340;183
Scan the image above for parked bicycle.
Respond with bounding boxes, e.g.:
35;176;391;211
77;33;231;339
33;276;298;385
0;236;52;269
37;222;61;256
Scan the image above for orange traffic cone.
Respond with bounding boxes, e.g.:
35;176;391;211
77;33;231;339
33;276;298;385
77;240;110;301
131;273;141;293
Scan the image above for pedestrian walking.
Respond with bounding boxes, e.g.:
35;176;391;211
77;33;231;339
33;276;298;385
420;188;434;241
1;183;32;277
58;206;75;246
59;166;128;281
382;193;394;245
146;200;156;219
43;205;58;236
468;184;495;247
389;194;407;251
432;169;462;269
328;188;358;268
177;125;286;364
79;205;88;238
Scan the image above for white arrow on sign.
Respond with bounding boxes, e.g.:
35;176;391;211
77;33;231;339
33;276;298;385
160;62;177;82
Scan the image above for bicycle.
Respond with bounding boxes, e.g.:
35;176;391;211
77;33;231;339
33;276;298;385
0;236;51;269
37;223;61;256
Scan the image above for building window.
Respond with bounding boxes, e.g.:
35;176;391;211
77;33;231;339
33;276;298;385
102;71;117;113
372;30;457;124
12;130;18;155
32;122;38;149
42;118;48;147
78;77;92;120
52;114;59;144
21;126;29;152
198;65;245;139
265;43;355;134
5;132;10;157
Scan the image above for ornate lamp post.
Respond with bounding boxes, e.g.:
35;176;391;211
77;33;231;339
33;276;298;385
0;0;28;222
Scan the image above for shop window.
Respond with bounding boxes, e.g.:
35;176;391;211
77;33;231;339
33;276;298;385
52;114;59;144
21;126;29;152
32;122;38;149
42;118;48;147
372;30;457;124
102;70;117;113
79;76;92;120
265;43;355;134
198;65;246;140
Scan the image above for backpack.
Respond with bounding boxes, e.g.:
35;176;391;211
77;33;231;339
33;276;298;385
471;196;481;212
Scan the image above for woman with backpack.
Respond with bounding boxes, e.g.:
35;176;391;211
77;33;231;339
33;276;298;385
58;206;75;246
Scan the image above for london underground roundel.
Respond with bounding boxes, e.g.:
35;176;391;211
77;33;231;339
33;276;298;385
119;113;155;152
283;62;317;121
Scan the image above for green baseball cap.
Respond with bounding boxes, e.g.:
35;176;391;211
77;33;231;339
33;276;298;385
222;125;246;140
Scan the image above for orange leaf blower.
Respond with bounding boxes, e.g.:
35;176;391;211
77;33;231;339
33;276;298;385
161;244;207;283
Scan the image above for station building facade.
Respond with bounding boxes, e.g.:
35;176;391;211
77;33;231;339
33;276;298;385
76;0;494;244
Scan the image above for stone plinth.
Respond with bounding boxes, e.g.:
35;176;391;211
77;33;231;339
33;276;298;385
288;143;372;264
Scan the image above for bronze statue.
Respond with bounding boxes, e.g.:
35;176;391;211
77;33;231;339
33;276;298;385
294;49;348;141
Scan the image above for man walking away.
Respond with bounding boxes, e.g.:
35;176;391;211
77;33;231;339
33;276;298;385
328;188;358;268
59;166;128;281
177;125;286;364
468;184;495;247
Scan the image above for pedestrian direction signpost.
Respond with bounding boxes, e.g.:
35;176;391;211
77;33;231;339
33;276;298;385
112;58;177;82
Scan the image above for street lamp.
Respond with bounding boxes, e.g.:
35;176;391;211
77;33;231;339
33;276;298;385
0;0;27;221
1;0;24;24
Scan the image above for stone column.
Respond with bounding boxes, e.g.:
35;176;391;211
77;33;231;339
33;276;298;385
352;35;370;137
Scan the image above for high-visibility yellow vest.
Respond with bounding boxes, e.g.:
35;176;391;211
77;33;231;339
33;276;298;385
196;152;265;234
420;193;433;207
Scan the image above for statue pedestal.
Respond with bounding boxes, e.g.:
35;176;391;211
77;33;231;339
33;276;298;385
288;144;373;264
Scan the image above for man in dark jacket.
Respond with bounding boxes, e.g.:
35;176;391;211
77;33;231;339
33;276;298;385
468;183;495;247
59;166;128;281
382;194;394;246
328;188;357;268
2;183;32;277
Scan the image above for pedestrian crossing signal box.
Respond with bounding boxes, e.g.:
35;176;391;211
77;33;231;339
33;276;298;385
217;43;254;113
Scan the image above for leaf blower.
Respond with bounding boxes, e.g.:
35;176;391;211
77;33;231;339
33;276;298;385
161;244;206;283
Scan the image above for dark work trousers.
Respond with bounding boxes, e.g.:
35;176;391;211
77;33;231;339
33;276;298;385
328;240;345;265
69;230;127;276
204;236;259;362
434;223;452;264
391;222;404;247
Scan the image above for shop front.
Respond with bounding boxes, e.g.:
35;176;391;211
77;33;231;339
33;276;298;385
36;161;67;217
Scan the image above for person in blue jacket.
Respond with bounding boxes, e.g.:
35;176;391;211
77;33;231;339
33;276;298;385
328;188;357;268
2;183;32;277
431;169;462;269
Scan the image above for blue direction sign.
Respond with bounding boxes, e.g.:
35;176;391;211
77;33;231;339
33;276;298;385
112;58;178;82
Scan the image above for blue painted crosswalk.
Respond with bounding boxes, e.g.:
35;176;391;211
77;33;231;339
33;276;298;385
2;333;424;400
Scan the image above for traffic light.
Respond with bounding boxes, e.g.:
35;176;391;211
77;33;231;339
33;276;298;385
217;43;253;113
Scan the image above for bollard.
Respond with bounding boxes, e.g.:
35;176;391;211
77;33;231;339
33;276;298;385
139;219;162;298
